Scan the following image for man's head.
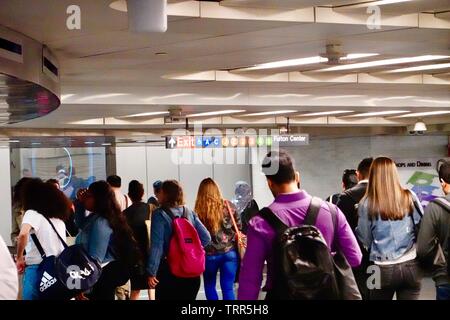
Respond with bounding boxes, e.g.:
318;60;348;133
356;157;373;182
153;180;163;201
106;175;121;189
342;169;358;190
437;158;450;195
261;150;300;197
128;180;144;203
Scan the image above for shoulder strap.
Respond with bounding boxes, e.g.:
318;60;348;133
326;202;339;248
259;207;288;235
44;217;68;249
303;197;322;226
30;233;46;258
161;207;176;220
433;197;450;212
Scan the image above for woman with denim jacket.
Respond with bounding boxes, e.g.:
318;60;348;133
357;157;424;300
75;181;140;300
147;180;211;300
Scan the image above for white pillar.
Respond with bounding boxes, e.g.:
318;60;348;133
0;148;12;246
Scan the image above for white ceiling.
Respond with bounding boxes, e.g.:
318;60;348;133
0;0;448;129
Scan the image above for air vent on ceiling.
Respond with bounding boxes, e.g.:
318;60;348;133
0;36;23;63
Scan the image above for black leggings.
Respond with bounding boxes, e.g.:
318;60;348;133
89;261;130;300
156;260;200;301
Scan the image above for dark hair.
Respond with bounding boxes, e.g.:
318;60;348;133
12;177;33;206
437;158;450;184
357;157;374;179
128;180;144;203
106;175;122;188
22;178;71;220
88;181;140;265
46;178;59;186
261;150;296;185
161;180;185;207
153;180;162;193
342;169;358;190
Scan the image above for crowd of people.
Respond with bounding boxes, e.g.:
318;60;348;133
0;150;449;301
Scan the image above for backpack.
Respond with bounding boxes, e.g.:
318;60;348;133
259;197;361;300
162;207;205;278
31;217;102;300
432;197;450;276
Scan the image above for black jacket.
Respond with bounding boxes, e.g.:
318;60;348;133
417;195;450;286
336;182;368;232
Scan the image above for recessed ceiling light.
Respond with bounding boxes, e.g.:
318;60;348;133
136;140;147;143
8;140;20;143
242;110;298;117
109;0;127;12
31;142;41;146
187;110;246;118
296;110;354;117
121;111;169;118
385;63;450;73
234;53;378;72
320;55;450;72
343;110;409;117
391;111;450;118
84;141;95;145
101;143;112;146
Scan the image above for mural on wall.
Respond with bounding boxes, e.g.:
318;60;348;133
396;158;444;208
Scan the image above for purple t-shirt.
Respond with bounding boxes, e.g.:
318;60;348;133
238;190;362;300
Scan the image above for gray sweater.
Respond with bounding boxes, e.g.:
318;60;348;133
417;194;450;286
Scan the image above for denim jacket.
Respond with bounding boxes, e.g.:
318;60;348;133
356;191;424;263
146;206;211;276
74;202;116;264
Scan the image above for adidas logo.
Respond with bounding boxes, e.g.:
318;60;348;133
39;272;57;292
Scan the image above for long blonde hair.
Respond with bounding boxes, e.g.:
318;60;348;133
365;156;413;220
195;178;224;234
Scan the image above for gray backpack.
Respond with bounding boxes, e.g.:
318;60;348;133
432;197;450;275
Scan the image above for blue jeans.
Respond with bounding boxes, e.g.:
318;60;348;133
22;265;39;300
204;249;239;300
436;284;450;300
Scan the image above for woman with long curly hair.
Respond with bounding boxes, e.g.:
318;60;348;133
194;178;242;300
75;180;140;300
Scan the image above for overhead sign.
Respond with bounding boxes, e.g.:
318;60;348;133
165;134;309;149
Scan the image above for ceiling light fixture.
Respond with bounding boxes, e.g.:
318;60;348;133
187;110;246;118
235;53;378;72
343;110;409;117
101;143;112;146
385;63;450;73
84;141;95;145
296;110;354;117
320;55;450;72
391;111;450;118
121;111;170;118
242;110;298;117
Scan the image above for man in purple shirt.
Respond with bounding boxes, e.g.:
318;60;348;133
238;150;363;300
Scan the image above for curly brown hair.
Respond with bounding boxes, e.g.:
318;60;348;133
194;178;225;234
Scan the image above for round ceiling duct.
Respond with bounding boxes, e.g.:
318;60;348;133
0;26;60;125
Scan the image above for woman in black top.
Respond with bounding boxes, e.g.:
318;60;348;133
123;180;152;300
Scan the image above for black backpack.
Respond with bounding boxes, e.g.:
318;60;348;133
259;197;361;300
432;197;450;276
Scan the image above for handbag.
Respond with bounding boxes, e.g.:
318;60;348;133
327;202;362;300
31;217;102;300
225;200;247;260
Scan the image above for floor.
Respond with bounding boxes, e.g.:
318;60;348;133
138;277;437;300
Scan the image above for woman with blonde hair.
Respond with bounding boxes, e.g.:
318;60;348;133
357;156;424;300
195;178;242;300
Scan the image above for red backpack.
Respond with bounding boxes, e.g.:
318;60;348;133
163;207;205;278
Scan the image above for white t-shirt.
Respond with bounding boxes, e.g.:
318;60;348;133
22;210;66;265
0;235;18;300
113;188;131;212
